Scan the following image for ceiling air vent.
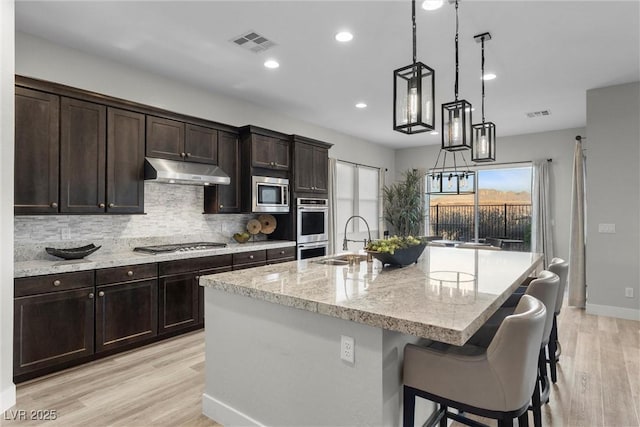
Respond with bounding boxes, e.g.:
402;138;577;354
526;109;551;118
231;31;276;53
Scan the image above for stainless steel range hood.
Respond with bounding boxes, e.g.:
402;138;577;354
144;157;230;186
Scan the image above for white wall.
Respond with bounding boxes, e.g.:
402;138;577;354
585;82;640;319
395;127;581;262
15;32;395;178
1;0;16;413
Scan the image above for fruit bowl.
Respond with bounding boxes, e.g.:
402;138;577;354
45;244;101;260
366;236;427;267
233;233;251;243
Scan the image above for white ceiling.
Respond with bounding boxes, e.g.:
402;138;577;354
15;1;640;149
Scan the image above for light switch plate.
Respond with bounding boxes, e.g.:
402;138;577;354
598;223;616;233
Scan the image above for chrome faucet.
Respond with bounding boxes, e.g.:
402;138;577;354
342;215;372;251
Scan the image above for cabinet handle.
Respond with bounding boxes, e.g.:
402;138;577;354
280;250;285;255
181;152;186;158
50;202;58;208
186;153;191;158
108;203;115;208
53;280;61;287
219;204;224;209
249;255;254;260
127;270;134;277
98;291;105;297
88;293;94;299
195;276;201;280
99;203;105;208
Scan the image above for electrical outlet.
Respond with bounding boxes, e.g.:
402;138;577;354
598;223;616;233
340;335;355;364
59;227;70;240
625;288;634;298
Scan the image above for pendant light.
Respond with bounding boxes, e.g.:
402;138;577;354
472;32;496;162
393;0;435;134
441;0;472;151
427;149;476;195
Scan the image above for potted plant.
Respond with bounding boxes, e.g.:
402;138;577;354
366;169;427;266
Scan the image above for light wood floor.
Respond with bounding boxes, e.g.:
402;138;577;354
3;305;639;427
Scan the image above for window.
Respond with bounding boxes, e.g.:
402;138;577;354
427;165;533;250
336;161;380;251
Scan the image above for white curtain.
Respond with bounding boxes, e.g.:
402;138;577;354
328;157;338;254
532;159;554;267
568;139;587;307
378;167;386;239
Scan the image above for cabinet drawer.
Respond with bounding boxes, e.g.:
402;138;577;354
232;250;266;266
96;263;157;285
233;261;267;271
159;254;232;276
15;271;95;298
266;246;296;261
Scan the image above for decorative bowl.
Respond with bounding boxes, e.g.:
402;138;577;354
233;233;251;243
367;243;426;267
45;244;101;260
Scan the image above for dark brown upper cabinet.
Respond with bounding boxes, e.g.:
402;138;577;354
204;130;241;213
252;134;290;170
292;136;332;195
60;97;107;213
147;116;219;164
14;87;60;214
107;108;146;213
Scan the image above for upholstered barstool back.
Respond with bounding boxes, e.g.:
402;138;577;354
547;257;568;383
402;295;546;427
525;270;559;347
548;258;568;315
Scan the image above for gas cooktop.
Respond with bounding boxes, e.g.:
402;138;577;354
133;242;227;254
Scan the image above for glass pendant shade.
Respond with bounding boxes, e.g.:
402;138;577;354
441;99;472;151
394;62;435;134
472;122;496;162
427;170;476;195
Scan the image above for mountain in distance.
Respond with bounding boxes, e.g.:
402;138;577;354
430;189;531;206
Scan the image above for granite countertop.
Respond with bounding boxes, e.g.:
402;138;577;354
14;240;296;278
200;247;543;345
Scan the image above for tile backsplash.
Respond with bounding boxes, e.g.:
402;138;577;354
15;182;264;260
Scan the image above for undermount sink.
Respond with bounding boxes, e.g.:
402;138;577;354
314;253;369;265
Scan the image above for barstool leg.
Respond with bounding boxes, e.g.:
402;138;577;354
532;373;542;427
439;404;447;427
498;418;514;427
403;386;416;427
518;412;529;427
548;315;559;383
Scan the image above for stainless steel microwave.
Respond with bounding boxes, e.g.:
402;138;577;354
252;176;290;213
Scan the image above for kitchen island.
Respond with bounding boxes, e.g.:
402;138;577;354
200;247;542;426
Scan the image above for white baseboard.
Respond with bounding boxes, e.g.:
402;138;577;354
586;303;640;321
202;393;265;427
0;383;16;413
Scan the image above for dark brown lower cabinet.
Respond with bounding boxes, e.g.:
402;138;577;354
14;287;95;377
95;279;158;353
158;273;199;335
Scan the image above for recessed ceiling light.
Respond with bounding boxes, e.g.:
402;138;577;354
335;31;354;42
430;130;439;135
355;102;367;109
422;0;443;11
264;59;280;69
483;73;497;81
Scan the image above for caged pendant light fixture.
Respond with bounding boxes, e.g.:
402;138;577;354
427;149;476;195
393;0;435;134
472;32;496;162
441;0;472;151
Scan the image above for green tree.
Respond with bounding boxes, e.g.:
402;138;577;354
383;169;425;237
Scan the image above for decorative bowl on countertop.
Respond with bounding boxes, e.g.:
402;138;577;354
367;243;426;267
45;244;101;260
233;233;251;243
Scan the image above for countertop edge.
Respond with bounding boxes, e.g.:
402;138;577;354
14;240;296;278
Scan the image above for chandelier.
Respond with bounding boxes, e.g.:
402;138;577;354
393;0;435;134
427;149;476;194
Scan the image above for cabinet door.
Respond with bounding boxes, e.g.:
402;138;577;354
95;279;158;353
185;124;218;164
273;138;290;170
14;87;60;214
158;273;198;334
251;134;275;169
312;146;329;193
146;115;185;161
107;108;145;213
60;97;107;213
205;131;240;213
294;142;315;193
14;287;94;376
